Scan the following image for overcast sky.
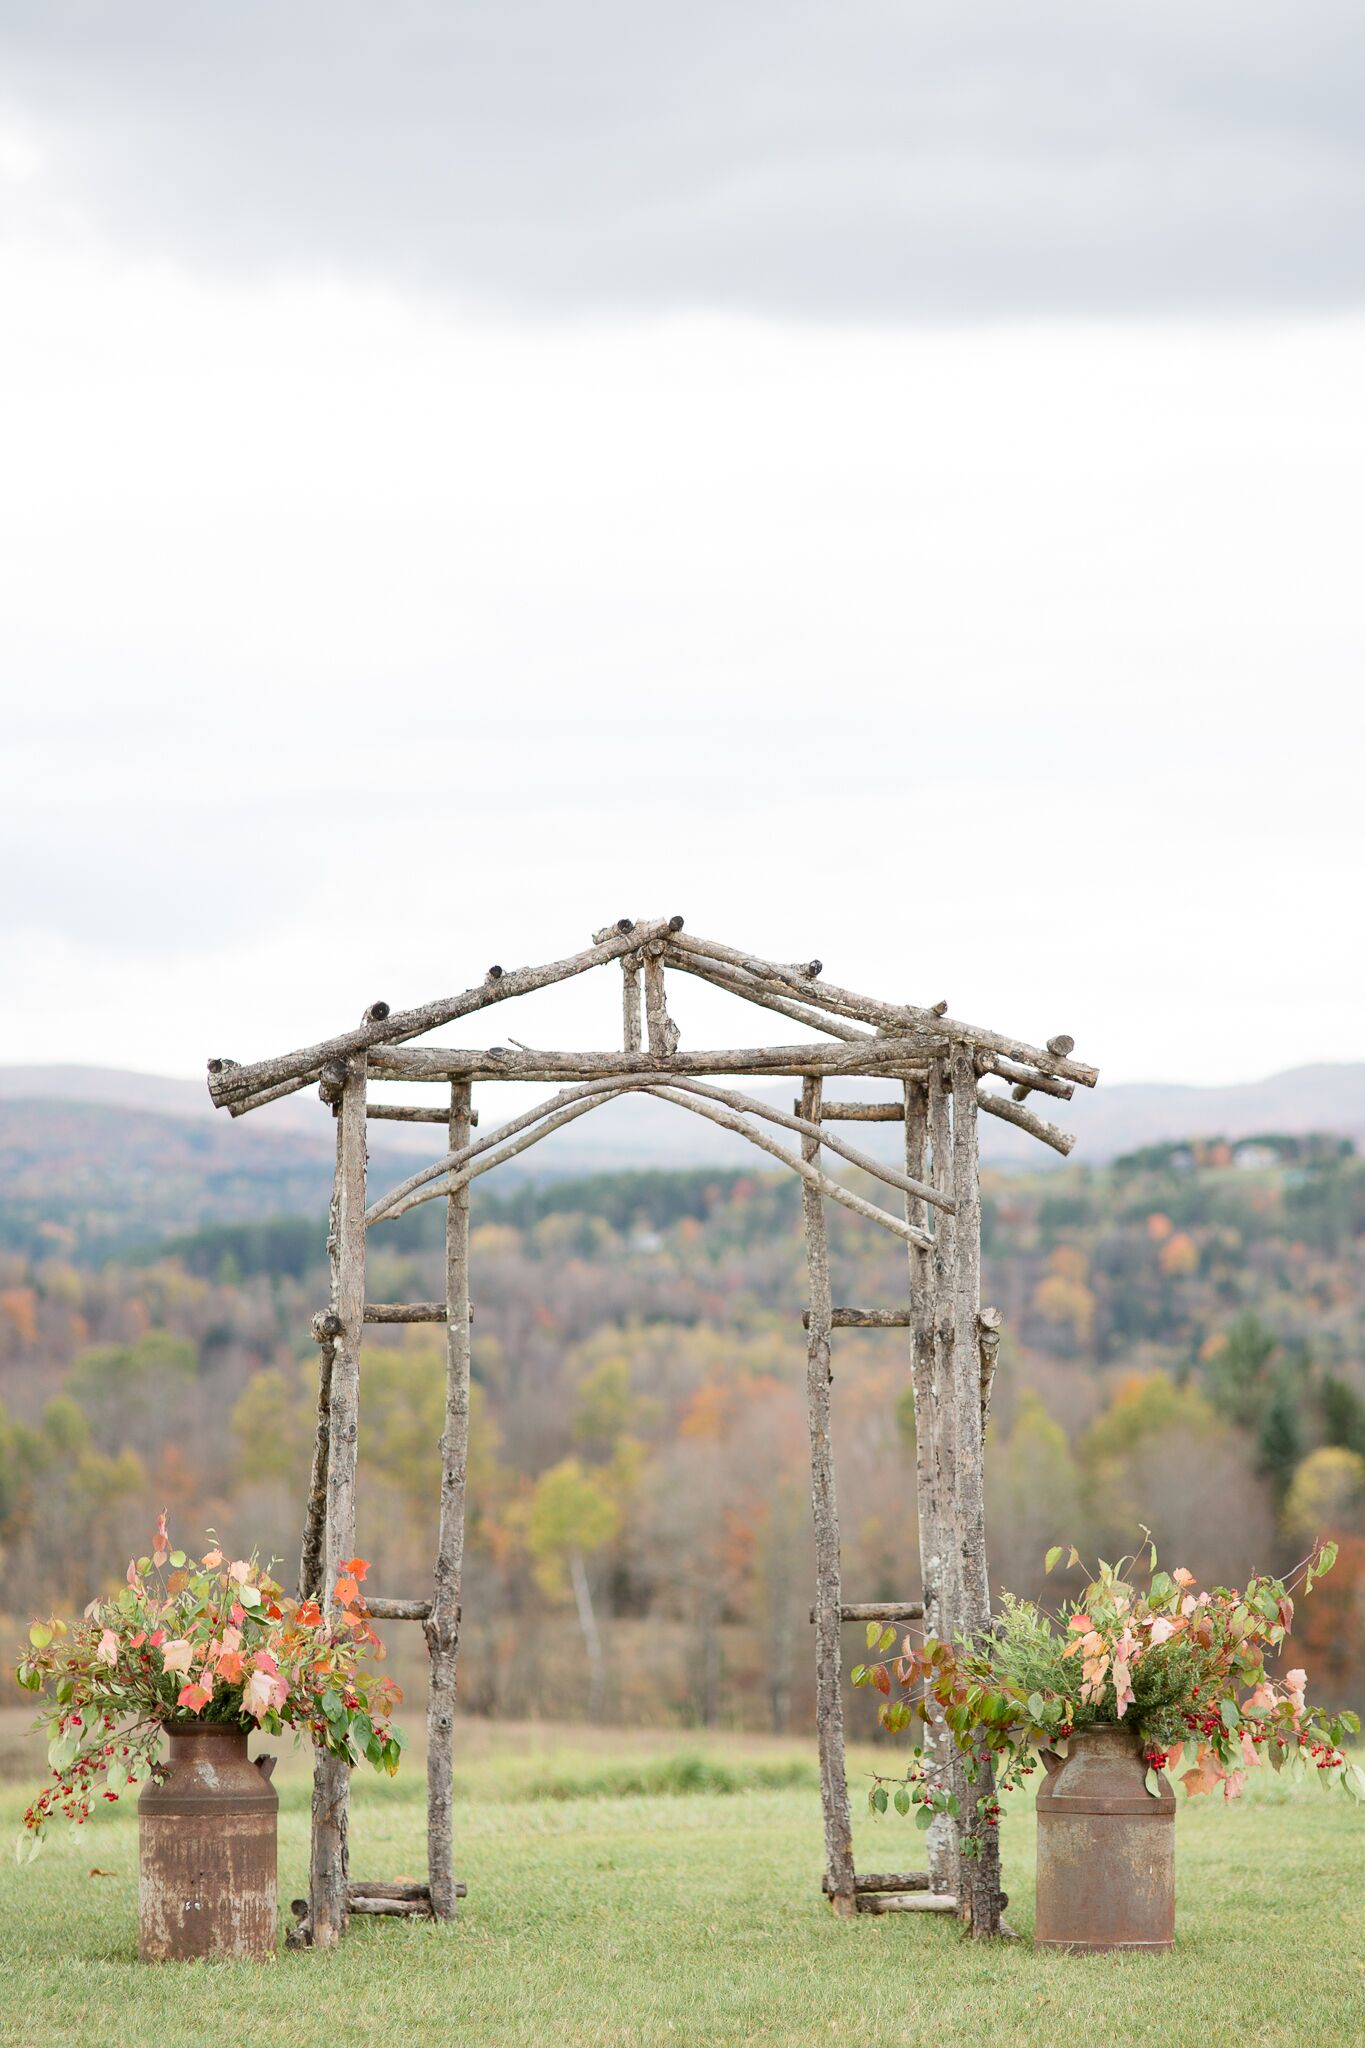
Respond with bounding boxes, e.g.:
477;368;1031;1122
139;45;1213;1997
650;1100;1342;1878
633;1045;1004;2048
1;5;1361;1095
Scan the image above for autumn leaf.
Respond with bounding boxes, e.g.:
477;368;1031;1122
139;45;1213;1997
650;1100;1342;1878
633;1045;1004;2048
334;1575;361;1608
176;1681;212;1713
340;1558;370;1582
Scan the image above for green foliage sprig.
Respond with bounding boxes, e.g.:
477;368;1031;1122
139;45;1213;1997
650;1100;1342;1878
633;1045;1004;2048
14;1514;403;1857
853;1536;1363;1845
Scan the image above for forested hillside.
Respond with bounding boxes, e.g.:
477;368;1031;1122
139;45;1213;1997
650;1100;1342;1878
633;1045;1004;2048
2;1138;1362;1728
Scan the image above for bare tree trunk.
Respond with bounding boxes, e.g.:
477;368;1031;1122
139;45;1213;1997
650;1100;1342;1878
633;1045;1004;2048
568;1548;606;1722
309;1055;366;1947
949;1048;1003;1937
904;1074;960;1900
800;1075;857;1916
426;1079;472;1920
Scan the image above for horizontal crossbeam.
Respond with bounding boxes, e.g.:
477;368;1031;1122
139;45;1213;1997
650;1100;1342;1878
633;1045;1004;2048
802;1307;912;1329
823;1872;931;1894
368;1103;480;1126
807;1602;924;1623
362;1597;439;1621
856;1893;959;1914
364;1303;453;1324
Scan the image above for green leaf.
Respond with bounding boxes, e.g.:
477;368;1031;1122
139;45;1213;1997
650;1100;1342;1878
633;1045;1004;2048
1044;1547;1063;1574
914;1804;934;1831
1220;1699;1240;1732
878;1626;897;1653
851;1665;867;1686
893;1787;910;1816
1027;1693;1045;1723
872;1786;888;1814
1317;1541;1338;1578
321;1688;346;1724
237;1585;262;1608
169;1550;186;1568
27;1622;52;1649
1144;1767;1161;1799
866;1621;881;1650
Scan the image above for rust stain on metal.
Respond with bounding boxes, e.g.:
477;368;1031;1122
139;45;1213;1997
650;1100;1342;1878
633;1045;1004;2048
138;1724;278;1962
1034;1724;1175;1952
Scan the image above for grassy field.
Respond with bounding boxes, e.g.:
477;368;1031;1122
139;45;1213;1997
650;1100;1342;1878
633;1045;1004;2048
1;1719;1361;2048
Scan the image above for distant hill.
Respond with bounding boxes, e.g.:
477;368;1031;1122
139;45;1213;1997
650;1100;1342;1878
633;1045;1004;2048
1;1062;1362;1252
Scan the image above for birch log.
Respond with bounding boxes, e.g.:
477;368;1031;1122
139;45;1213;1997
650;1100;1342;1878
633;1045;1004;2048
642;947;680;1055
206;917;678;1108
298;1334;333;1602
905;1073;960;1901
310;1053;367;1948
661;949;872;1043
366;1038;936;1083
669;931;1099;1086
975;1086;1076;1156
622;952;642;1052
949;1046;1003;1938
426;1079;471;1922
800;1075;857;1915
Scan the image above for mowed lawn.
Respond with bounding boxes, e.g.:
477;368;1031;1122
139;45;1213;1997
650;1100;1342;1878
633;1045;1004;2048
0;1721;1361;2048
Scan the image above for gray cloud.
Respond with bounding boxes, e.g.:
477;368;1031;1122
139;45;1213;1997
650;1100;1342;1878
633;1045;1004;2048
3;1;1363;316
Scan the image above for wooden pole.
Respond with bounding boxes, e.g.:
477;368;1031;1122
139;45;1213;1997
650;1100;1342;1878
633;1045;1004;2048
904;1072;960;1902
206;917;680;1109
426;1079;472;1921
800;1075;856;1916
622;951;642;1052
949;1046;1003;1938
309;1052;367;1947
642;945;680;1055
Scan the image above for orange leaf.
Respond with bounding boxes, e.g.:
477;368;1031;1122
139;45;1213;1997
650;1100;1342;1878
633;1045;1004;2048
872;1664;891;1696
334;1575;360;1608
339;1557;370;1582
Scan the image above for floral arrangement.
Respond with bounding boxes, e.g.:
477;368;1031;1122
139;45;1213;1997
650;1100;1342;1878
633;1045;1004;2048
852;1537;1362;1847
14;1514;402;1856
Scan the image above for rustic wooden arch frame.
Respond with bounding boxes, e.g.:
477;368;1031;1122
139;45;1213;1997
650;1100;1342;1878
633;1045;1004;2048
206;917;1097;1943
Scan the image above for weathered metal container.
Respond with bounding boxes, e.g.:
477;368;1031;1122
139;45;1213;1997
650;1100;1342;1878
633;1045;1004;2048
138;1722;278;1961
1035;1724;1175;1952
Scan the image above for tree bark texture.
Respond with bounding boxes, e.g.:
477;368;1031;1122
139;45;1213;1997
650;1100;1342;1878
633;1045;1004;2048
309;1054;367;1947
800;1076;857;1915
426;1079;472;1921
949;1048;1003;1937
905;1073;962;1901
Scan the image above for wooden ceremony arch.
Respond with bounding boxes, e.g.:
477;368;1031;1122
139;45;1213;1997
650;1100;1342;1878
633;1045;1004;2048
205;917;1097;1944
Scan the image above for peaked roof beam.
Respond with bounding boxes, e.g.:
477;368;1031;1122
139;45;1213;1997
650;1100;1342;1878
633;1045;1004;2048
206;916;681;1112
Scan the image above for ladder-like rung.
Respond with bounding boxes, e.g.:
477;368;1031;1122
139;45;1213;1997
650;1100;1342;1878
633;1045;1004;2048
824;1872;931;1895
803;1307;912;1329
856;1892;958;1914
362;1597;440;1621
367;1104;480;1126
807;1601;924;1624
818;1103;906;1122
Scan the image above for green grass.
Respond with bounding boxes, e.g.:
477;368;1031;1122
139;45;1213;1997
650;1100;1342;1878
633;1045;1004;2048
1;1725;1362;2048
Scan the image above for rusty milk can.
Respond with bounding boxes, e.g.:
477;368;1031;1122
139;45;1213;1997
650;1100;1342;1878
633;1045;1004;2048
138;1722;278;1961
1034;1723;1175;1952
